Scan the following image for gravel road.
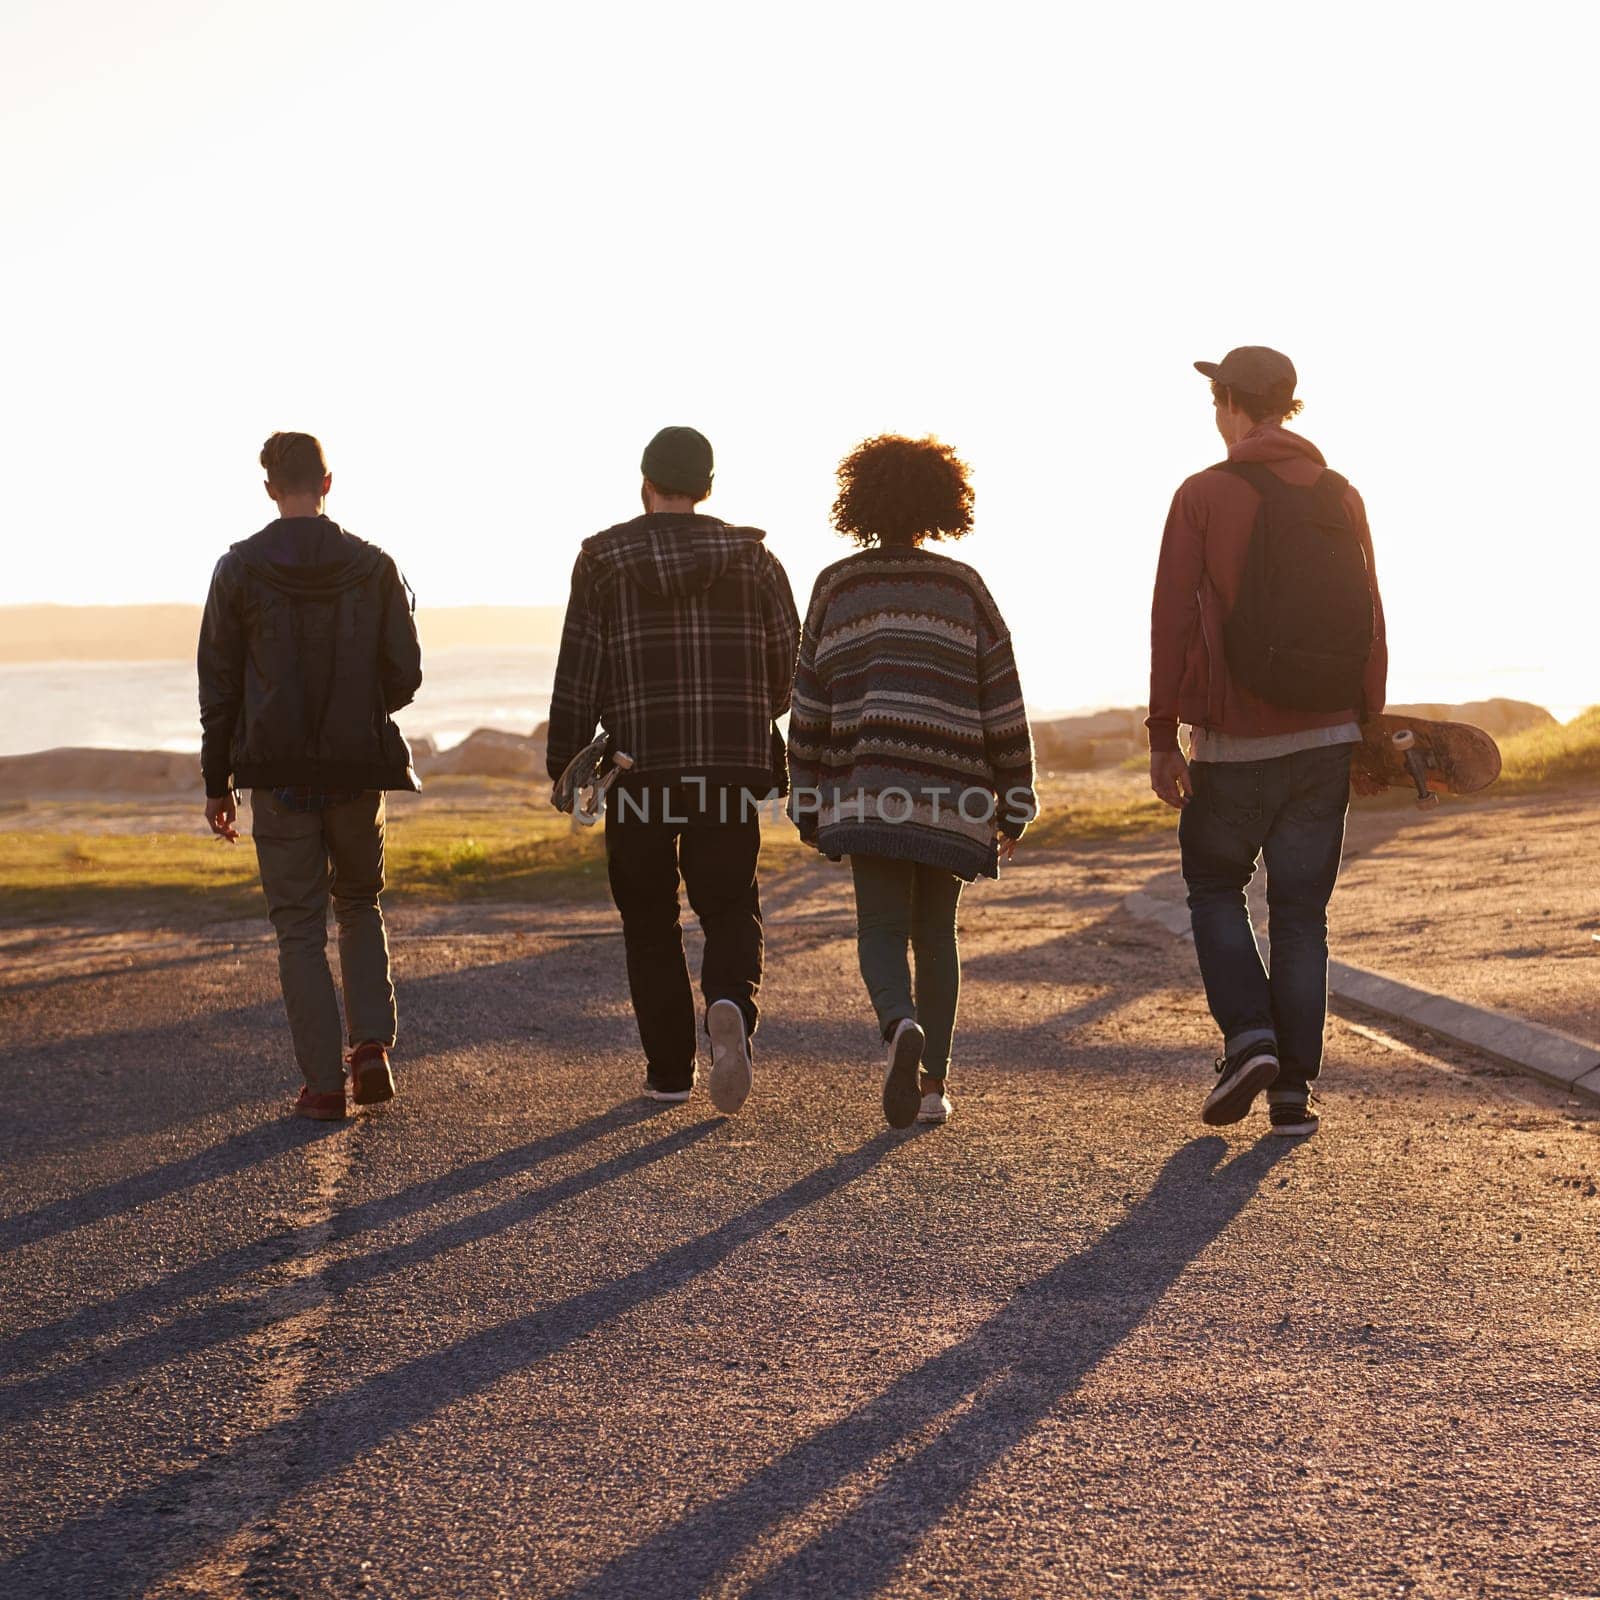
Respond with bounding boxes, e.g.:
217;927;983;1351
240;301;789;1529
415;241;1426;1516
3;839;1598;1599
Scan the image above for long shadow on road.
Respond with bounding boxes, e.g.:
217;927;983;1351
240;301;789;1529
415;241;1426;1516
0;1130;907;1597
0;1101;668;1370
0;1111;719;1423
0;1116;342;1258
560;1135;1292;1600
0;949;623;1222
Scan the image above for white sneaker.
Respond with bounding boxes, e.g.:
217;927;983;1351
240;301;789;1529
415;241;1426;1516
882;1018;925;1129
707;999;753;1114
643;1083;692;1104
916;1084;952;1124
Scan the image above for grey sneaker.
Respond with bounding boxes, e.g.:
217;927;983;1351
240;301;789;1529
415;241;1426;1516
1202;1044;1279;1126
707;999;753;1114
916;1078;952;1125
883;1018;925;1129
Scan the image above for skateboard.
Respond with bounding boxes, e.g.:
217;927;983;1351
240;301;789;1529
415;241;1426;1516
550;733;634;826
1354;713;1501;809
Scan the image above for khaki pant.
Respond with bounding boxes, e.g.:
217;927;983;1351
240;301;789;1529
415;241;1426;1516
250;790;397;1093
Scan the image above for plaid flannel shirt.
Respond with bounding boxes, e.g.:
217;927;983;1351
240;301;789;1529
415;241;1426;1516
545;513;800;792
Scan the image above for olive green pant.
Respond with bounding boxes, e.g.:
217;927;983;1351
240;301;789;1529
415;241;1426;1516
250;790;397;1093
850;855;963;1081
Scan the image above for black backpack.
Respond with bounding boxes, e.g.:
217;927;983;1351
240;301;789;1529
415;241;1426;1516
1215;460;1374;713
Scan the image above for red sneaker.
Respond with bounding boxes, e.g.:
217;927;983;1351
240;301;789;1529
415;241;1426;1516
293;1085;348;1121
347;1041;396;1106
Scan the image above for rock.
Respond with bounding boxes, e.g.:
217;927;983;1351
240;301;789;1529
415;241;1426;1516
1385;699;1556;740
1027;699;1556;771
1033;709;1149;769
422;728;546;779
0;747;197;798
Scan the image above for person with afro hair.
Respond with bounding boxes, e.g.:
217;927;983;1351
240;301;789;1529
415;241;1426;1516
788;435;1037;1129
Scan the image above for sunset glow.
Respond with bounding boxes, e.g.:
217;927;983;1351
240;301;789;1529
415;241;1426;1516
2;1;1592;716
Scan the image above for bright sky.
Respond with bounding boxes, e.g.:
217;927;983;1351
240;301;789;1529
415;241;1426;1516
2;0;1594;714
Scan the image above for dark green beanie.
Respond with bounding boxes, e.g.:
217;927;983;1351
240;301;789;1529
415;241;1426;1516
641;426;714;498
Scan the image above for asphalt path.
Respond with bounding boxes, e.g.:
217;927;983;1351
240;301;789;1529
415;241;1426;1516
3;841;1598;1598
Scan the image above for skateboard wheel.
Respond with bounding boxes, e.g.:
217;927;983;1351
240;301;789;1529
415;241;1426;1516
1392;729;1416;751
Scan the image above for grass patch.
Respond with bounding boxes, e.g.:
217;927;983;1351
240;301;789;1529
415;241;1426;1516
0;772;1177;927
0;811;617;922
393;808;608;900
1025;792;1171;845
1024;771;1172;846
0;832;265;921
1497;706;1600;790
0;794;816;925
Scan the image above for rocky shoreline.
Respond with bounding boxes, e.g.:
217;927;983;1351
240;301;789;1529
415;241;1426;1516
0;699;1559;801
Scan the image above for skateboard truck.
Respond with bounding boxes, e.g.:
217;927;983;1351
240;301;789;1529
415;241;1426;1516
551;737;635;826
1390;729;1440;810
572;750;633;826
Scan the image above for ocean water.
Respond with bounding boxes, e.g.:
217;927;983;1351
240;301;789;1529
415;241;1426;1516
0;647;559;759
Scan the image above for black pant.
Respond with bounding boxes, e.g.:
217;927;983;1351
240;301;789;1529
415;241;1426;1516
604;786;763;1090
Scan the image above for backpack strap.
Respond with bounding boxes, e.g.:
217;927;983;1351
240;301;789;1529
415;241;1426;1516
1211;459;1349;488
1211;459;1290;494
1212;459;1351;510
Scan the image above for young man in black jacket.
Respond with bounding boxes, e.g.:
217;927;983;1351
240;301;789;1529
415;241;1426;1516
547;426;799;1115
198;432;423;1121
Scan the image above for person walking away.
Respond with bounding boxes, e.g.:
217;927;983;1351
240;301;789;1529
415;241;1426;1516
1147;348;1388;1138
789;435;1037;1129
198;432;423;1121
545;427;799;1114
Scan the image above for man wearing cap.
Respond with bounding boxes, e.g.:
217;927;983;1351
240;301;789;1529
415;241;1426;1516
1147;349;1388;1139
546;427;800;1113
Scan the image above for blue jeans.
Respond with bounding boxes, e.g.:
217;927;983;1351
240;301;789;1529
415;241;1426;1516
1178;744;1352;1088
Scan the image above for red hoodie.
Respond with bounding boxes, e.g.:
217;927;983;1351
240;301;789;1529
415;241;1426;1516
1147;424;1387;754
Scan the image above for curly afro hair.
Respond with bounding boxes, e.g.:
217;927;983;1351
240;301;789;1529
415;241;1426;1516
831;434;974;548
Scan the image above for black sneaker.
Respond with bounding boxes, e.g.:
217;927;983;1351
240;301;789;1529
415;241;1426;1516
1202;1044;1279;1126
1268;1092;1319;1138
882;1018;925;1129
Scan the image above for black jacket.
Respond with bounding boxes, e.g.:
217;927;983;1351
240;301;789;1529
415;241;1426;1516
197;517;423;797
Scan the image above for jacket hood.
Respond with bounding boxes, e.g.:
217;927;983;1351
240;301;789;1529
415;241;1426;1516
232;517;387;597
1227;424;1327;469
581;512;770;598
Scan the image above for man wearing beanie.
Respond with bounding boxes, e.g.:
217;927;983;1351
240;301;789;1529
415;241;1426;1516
547;426;800;1114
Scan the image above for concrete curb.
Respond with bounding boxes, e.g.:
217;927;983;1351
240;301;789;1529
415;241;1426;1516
1123;891;1600;1104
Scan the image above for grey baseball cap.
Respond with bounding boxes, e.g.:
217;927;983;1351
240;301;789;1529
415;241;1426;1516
1193;346;1297;395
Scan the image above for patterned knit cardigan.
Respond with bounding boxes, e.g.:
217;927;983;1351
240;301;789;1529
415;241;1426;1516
787;547;1038;881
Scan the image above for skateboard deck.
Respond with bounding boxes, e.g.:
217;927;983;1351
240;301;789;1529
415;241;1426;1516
1354;714;1501;808
550;733;634;826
